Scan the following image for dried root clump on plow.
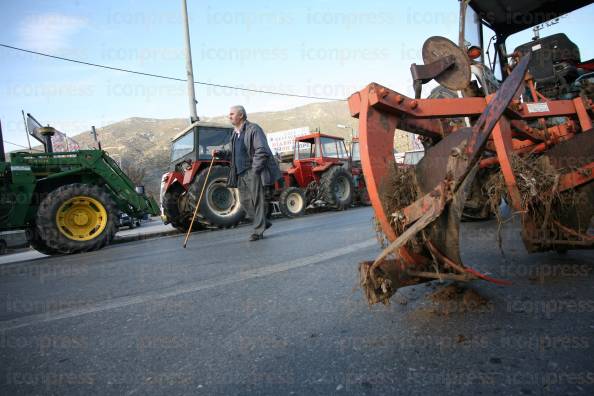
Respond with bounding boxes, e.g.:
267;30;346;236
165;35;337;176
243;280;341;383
486;154;566;245
486;153;592;251
487;154;562;220
380;162;419;233
371;164;418;252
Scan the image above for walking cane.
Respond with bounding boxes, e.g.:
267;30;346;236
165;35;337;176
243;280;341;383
183;153;217;248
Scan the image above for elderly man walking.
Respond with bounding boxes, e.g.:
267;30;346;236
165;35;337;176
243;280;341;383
217;105;281;241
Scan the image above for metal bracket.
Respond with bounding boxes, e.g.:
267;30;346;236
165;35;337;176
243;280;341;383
410;55;456;99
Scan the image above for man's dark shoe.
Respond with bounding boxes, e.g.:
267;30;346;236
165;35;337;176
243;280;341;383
265;221;272;230
249;233;263;241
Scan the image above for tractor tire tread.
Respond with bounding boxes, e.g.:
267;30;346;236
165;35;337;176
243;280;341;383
163;185;203;233
188;165;245;228
320;166;354;210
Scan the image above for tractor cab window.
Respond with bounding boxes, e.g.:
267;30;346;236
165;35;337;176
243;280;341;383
351;142;360;162
481;23;504;81
198;127;232;160
171;130;195;162
463;6;482;53
337;141;349;159
295;139;316;160
320;137;340;158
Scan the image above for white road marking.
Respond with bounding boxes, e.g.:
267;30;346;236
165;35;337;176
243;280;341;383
0;238;377;331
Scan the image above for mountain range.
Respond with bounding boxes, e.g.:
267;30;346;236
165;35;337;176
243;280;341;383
68;100;415;197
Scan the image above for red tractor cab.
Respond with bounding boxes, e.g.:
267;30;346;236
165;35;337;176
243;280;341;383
160;122;245;232
277;132;355;217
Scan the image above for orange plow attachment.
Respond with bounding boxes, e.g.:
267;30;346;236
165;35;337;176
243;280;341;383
350;54;594;304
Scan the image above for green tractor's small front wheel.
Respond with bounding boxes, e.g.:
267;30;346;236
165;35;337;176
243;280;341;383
34;183;118;254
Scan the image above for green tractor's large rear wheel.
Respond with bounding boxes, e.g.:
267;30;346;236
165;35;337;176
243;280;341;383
33;183;118;254
26;228;61;255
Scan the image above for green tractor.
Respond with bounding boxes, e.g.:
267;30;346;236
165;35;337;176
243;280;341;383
0;120;159;255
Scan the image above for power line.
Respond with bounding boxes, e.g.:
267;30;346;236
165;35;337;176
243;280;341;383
0;43;347;101
2;139;43;152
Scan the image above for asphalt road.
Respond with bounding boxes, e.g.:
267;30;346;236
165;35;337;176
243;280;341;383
0;207;593;395
0;217;177;265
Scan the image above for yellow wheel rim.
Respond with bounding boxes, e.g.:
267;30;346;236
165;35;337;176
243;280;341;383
56;195;108;241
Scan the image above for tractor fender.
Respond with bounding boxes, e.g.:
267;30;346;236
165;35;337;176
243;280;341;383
182;162;203;187
182;160;232;187
163;171;186;192
312;162;334;173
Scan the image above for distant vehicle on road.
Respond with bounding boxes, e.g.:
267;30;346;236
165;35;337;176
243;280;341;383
118;212;141;229
275;132;357;218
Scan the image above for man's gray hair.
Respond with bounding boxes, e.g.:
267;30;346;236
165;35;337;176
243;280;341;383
231;105;247;120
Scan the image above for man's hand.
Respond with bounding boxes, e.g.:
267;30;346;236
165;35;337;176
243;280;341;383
212;149;230;160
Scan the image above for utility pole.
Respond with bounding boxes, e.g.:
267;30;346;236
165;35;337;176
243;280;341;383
181;0;199;123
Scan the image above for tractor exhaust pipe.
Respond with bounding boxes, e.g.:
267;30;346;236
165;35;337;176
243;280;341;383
38;126;56;153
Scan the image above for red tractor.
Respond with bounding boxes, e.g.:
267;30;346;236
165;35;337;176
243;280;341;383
349;136;371;206
277;132;368;217
160;122;245;232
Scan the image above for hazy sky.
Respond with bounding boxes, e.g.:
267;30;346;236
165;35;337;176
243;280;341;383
1;0;592;150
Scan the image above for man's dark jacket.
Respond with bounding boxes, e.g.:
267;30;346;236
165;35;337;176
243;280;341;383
226;120;282;188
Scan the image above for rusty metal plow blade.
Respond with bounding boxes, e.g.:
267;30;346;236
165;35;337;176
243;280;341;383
359;55;531;304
